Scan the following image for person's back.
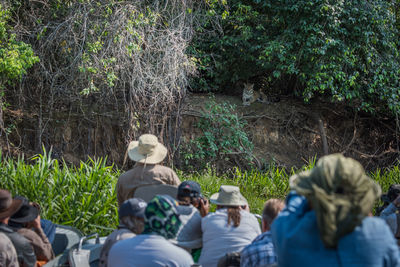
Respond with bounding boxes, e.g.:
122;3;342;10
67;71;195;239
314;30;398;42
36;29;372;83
107;195;193;267
117;164;180;205
272;193;400;267
0;232;19;267
0;189;36;267
116;134;181;205
199;186;261;267
200;209;260;267
99;228;135;267
108;234;193;267
173;204;202;249
240;199;284;267
0;222;36;267
99;198;146;267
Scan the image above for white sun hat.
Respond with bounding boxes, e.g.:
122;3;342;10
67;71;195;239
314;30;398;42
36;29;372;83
210;185;248;206
127;134;168;164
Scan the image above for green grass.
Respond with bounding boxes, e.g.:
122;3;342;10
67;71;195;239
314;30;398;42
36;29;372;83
0;151;399;235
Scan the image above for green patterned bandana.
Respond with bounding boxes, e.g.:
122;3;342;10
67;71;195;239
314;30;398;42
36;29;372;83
143;195;181;239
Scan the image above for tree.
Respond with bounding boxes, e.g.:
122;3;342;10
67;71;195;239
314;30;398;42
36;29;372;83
0;5;39;130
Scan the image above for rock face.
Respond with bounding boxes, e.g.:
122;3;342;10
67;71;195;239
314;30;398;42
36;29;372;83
3;93;398;170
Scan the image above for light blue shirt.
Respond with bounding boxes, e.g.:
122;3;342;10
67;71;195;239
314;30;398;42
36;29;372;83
108;234;194;267
272;192;400;267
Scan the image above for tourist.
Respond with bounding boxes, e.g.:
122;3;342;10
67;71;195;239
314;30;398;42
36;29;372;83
99;198;147;267
116;134;181;205
0;232;19;267
172;180;207;252
0;189;36;267
240;199;284;267
379;184;400;239
9;197;54;264
198;185;261;267
108;195;194;267
272;154;400;266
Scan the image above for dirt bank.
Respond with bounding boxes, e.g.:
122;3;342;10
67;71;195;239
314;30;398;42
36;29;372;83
3;93;399;170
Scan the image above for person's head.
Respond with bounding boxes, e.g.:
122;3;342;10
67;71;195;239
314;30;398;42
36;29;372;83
290;153;381;248
262;199;284;232
177;181;202;207
143;195;181;239
211;185;248;227
119;198;147;234
9;196;40;228
0;189;23;224
127;134;167;165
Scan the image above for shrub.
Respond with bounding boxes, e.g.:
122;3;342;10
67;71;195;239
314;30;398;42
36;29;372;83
189;0;400;114
181;97;254;172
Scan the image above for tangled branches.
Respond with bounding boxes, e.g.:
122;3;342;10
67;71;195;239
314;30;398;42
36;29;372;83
6;0;197;164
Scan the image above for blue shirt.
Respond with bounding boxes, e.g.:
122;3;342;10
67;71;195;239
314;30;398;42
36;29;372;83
272;192;400;267
240;231;277;267
108;234;194;267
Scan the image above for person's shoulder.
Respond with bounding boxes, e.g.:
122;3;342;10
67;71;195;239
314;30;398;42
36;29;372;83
0;232;12;248
164;241;194;260
153;164;175;173
177;204;198;215
347;216;394;242
109;235;136;255
118;168;138;179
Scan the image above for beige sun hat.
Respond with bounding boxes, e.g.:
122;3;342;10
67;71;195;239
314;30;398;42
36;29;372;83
128;134;168;164
210;185;248;206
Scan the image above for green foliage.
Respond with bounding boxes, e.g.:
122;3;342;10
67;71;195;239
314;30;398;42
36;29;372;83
260;0;400;114
0;150;118;236
182;97;254;171
0;5;39;87
0;153;398;234
190;0;400;114
189;1;270;91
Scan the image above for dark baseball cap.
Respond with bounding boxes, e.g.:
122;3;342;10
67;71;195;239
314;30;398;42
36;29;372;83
119;198;147;219
178;181;202;198
382;184;400;203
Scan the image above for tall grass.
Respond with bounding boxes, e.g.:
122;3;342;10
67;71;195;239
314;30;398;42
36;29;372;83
0;152;398;235
0;151;119;235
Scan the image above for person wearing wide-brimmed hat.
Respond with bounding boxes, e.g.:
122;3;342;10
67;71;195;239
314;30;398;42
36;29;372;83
198;185;261;267
0;189;36;267
9;196;54;264
116;134;181;206
271;154;400;267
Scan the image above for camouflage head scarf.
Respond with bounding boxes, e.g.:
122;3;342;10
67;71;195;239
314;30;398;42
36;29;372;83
143;195;181;239
290;154;381;248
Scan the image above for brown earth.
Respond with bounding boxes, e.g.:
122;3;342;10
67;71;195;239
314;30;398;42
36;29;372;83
181;93;400;170
2;93;399;170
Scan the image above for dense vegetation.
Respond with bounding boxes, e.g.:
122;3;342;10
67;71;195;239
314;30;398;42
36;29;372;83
0;152;399;235
0;0;399;169
190;0;400;114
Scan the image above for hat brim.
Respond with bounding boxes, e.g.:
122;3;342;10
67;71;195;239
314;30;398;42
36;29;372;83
128;141;168;164
210;192;248;206
0;199;23;220
9;204;39;223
